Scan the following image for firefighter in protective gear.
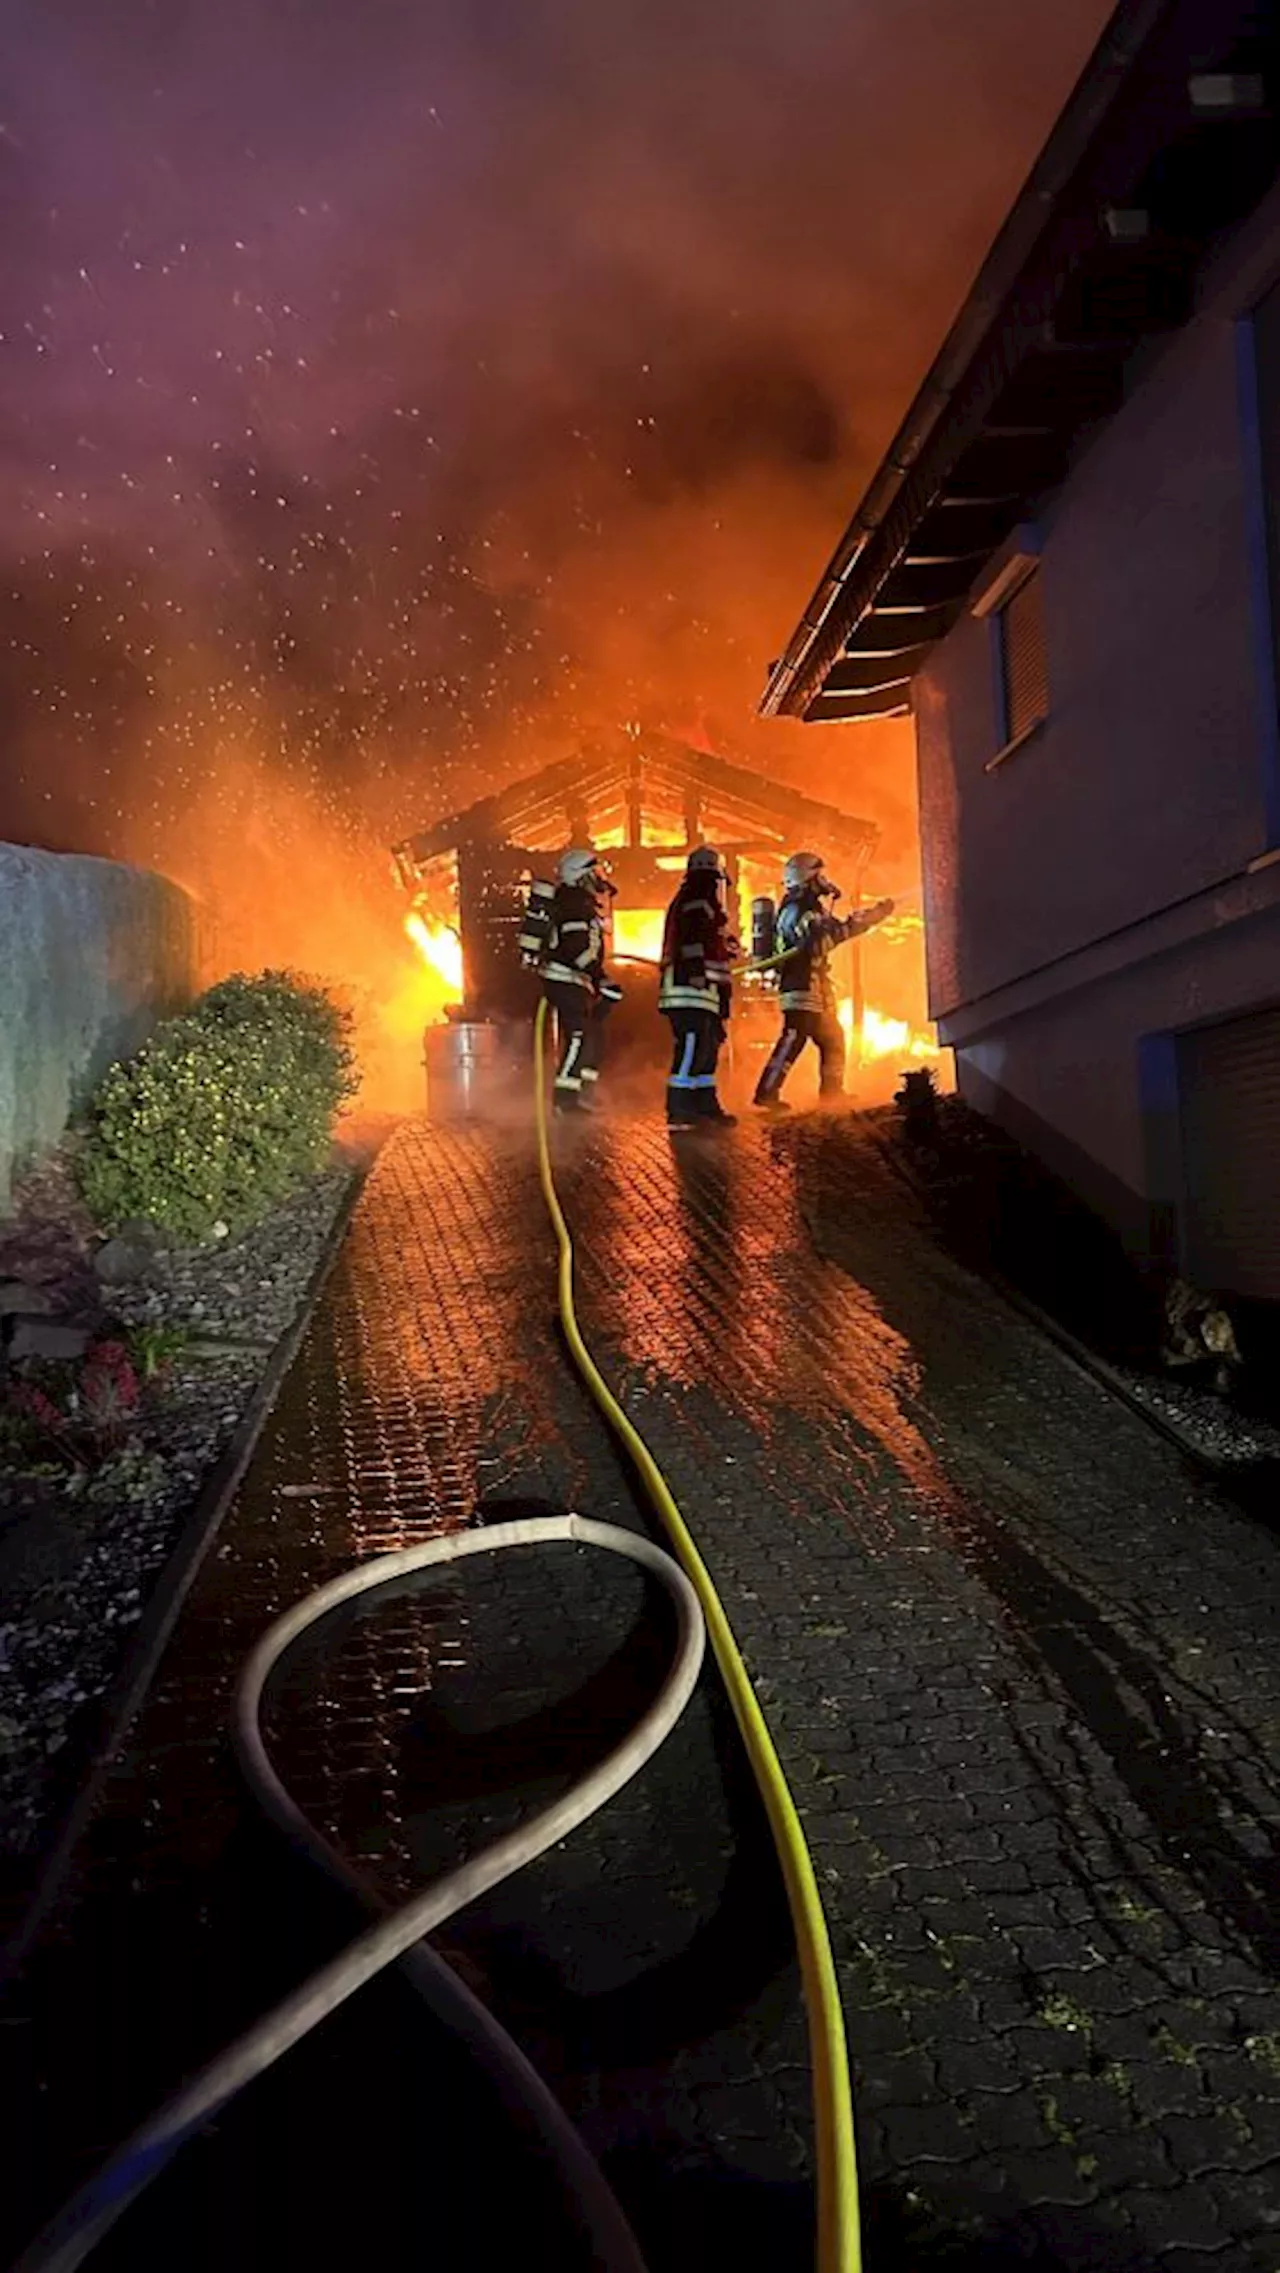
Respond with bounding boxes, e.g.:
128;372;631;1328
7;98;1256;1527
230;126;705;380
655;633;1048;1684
542;848;621;1115
753;851;893;1108
659;845;738;1130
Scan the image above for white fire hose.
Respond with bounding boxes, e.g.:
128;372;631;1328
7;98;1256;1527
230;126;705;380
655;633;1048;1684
13;1516;705;2273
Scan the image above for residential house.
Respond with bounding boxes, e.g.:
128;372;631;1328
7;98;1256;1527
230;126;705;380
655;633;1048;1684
763;0;1280;1299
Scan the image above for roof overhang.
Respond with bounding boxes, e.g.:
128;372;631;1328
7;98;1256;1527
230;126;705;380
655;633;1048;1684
392;731;880;882
762;0;1280;723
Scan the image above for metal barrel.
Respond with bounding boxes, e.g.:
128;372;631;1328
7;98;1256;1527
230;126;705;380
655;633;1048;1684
424;1018;530;1121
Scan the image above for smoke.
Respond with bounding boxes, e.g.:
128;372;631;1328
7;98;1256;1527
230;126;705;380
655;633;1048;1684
0;0;1111;1059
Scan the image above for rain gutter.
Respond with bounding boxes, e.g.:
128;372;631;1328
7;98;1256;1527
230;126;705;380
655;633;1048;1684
760;0;1174;719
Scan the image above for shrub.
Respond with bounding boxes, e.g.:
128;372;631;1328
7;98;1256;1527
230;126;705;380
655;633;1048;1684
78;969;358;1242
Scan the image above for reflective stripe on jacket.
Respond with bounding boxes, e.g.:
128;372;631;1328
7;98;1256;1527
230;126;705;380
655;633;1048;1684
541;883;605;992
776;892;873;1013
659;883;732;1015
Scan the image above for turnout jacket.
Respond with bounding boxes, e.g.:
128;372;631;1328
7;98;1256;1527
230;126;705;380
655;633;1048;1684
659;877;734;1017
542;882;606;993
776;890;879;1014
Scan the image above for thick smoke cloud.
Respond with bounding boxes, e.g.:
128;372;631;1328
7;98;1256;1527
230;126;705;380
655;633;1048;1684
0;0;1109;946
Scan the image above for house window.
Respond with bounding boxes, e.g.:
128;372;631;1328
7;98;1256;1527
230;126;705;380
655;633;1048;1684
998;565;1049;744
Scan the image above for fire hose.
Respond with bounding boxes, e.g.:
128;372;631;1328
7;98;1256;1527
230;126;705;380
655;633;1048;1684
14;1518;700;2273
614;944;801;977
532;998;861;2273
14;997;861;2273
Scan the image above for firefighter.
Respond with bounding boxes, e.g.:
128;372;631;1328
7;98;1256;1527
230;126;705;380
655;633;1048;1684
659;845;738;1130
542;847;621;1114
753;852;893;1109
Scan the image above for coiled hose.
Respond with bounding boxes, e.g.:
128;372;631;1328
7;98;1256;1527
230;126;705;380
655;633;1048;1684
533;999;861;2273
13;1518;702;2273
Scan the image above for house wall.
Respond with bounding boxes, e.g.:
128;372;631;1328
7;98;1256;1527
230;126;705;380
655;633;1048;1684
911;238;1280;1282
954;895;1280;1261
916;310;1276;1021
0;843;200;1209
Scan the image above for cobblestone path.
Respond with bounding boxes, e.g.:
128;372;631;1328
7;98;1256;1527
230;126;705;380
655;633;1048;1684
6;1112;1280;2272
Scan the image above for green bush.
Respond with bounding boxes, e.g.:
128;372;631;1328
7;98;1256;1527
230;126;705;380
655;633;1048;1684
78;969;358;1242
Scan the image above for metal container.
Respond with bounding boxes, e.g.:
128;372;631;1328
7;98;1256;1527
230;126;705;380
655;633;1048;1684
424;1017;530;1121
750;895;776;965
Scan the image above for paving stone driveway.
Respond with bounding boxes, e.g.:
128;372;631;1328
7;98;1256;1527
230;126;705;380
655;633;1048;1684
7;1111;1280;2272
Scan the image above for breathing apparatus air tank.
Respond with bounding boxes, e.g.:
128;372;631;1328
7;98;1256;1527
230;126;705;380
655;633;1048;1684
518;875;557;969
751;896;776;967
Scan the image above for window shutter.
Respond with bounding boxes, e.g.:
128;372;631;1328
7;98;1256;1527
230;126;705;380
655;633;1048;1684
1000;567;1049;741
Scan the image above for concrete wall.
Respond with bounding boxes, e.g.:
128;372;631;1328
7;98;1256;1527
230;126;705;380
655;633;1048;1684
0;843;200;1208
916;311;1276;1020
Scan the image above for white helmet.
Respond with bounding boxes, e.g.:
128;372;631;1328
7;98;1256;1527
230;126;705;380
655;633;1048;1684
783;851;825;894
558;847;601;889
687;844;727;879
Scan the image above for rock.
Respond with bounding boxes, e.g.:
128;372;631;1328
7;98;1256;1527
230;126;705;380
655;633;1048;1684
0;1498;88;1594
0;1281;54;1317
94;1223;162;1287
5;1316;96;1361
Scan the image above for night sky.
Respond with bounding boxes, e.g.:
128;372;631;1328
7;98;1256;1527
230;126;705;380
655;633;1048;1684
1;0;1109;954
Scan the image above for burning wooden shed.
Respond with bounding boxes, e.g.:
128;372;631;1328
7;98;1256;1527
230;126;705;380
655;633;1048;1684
391;729;880;1025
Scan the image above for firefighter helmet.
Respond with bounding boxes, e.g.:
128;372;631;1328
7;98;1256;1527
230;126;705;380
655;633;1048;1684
783;851;826;894
559;847;602;889
687;844;728;882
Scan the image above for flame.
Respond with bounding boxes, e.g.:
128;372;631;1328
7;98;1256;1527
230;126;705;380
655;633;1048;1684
612;906;667;966
876;907;926;949
405;910;464;1000
399;897;942;1073
396;909;465;1057
838;998;940;1064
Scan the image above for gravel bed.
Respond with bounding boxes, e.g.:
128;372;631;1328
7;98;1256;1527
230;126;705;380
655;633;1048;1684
0;1158;356;1879
1106;1363;1280;1466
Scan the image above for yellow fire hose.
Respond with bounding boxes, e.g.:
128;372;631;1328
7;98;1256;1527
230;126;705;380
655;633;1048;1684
533;997;862;2273
614;945;800;977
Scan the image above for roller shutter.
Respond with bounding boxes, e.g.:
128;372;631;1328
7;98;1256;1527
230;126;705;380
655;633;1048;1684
999;567;1049;743
1179;1003;1280;1299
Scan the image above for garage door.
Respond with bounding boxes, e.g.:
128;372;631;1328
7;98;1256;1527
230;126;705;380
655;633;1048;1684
1179;1003;1280;1300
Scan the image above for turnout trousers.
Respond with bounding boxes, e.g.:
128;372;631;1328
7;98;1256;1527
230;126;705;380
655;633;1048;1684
753;1007;845;1104
663;1008;725;1122
545;980;610;1100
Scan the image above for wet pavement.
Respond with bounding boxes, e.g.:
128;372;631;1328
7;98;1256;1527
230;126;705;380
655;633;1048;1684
6;1108;1280;2271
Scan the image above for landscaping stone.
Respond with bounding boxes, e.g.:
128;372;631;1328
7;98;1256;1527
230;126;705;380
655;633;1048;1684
92;1223;165;1287
0;1501;92;1596
0;1283;53;1317
4;1318;96;1363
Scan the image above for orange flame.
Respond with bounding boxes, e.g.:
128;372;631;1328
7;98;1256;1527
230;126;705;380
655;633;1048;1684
837;998;941;1064
405;909;465;995
611;907;667;966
